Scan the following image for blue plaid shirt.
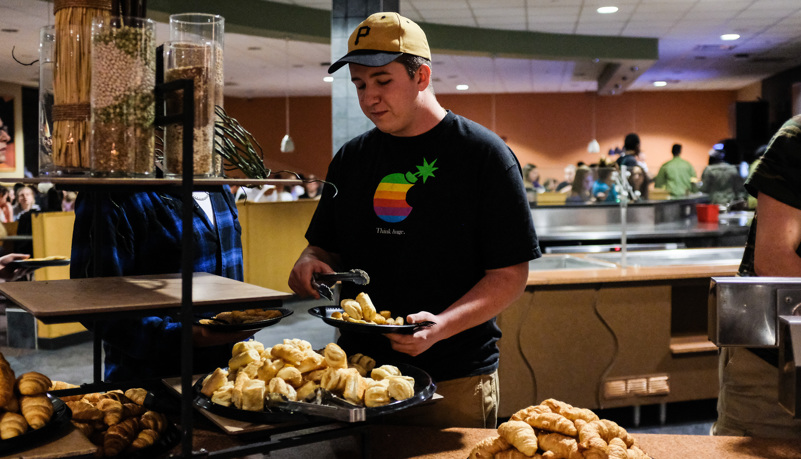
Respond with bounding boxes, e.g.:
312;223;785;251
70;187;243;381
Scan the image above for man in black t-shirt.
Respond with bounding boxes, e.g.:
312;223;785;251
288;12;540;429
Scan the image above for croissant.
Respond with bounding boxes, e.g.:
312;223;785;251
498;420;539;457
103;417;139;457
579;419;635;450
129;428;159;451
496;449;538;459
526;411;578;436
124;388;148;406
67;399;104;421
0;411;27;439
0;352;15;408
96;398;124;425
541;398;599;423
3;394;19;413
140;410;169;434
16;372;52;396
210;382;234;407
537;431;583;459
468;435;510;459
50;380;83;402
21;394;53;429
511;404;550;422
71;420;95;438
123;402;146;420
323;343;348;369
608;437;629;459
355;292;377;321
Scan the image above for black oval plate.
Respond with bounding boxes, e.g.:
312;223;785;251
308;306;434;335
0;395;72;455
192;363;436;423
194;308;293;332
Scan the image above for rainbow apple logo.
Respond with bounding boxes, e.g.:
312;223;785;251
373;158;438;223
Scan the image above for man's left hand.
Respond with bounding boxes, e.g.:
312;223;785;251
385;311;440;357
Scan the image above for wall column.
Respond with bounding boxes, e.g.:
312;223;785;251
331;0;399;155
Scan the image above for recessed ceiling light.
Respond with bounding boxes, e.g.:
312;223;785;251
1;29;18;33
323;76;333;83
721;34;740;41
247;46;261;51
653;81;668;87
597;6;619;14
456;84;469;91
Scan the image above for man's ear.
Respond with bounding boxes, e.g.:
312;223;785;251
417;64;432;90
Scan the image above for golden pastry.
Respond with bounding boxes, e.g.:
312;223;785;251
355;292;377;321
323;343;348;369
0;412;27;440
201;368;229;397
20;394;53;429
497;420;538;457
387;375;415;401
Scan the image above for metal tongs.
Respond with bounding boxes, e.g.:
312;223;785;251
312;269;370;301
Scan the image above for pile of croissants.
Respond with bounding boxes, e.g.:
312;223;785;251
60;386;170;457
0;353;54;440
469;399;651;459
201;338;416;410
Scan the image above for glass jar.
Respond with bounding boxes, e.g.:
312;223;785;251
38;25;56;176
162;41;216;178
169;13;224;177
90;16;156;177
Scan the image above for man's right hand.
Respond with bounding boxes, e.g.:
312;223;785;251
288;245;338;298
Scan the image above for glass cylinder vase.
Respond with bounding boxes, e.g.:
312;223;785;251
162;41;216;178
90;16;156;177
38;25;56;176
169;13;224;177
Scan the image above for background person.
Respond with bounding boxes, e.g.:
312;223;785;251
288;12;540;429
700;144;747;206
70;187;253;381
654;143;697;198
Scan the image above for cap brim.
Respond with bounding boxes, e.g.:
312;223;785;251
327;51;403;73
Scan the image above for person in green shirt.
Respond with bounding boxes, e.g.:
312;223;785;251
654;143;697;198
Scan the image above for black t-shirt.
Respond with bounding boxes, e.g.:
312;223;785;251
306;111;541;382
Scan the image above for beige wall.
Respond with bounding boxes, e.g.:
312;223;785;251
225;89;747;182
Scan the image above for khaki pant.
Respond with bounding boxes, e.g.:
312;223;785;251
713;347;801;438
382;370;499;429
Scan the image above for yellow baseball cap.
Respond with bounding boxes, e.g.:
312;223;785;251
328;12;431;73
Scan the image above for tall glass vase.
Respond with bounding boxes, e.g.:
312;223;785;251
162;41;216;178
90;16;156;177
169;13;224;177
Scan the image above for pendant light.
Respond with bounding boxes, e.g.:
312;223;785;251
280;37;295;153
587;92;600;153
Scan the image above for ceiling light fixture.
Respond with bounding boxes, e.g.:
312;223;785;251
721;33;740;41
456;84;469;91
323;76;333;83
653;81;667;87
597;6;619;14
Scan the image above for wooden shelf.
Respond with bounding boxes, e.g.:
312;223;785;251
0;273;293;324
669;334;719;354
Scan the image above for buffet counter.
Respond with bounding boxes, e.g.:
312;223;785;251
498;249;741;416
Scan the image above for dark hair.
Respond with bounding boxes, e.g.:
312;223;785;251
671;144;682;155
0;185;7;197
395;54;431;79
624;133;640;150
